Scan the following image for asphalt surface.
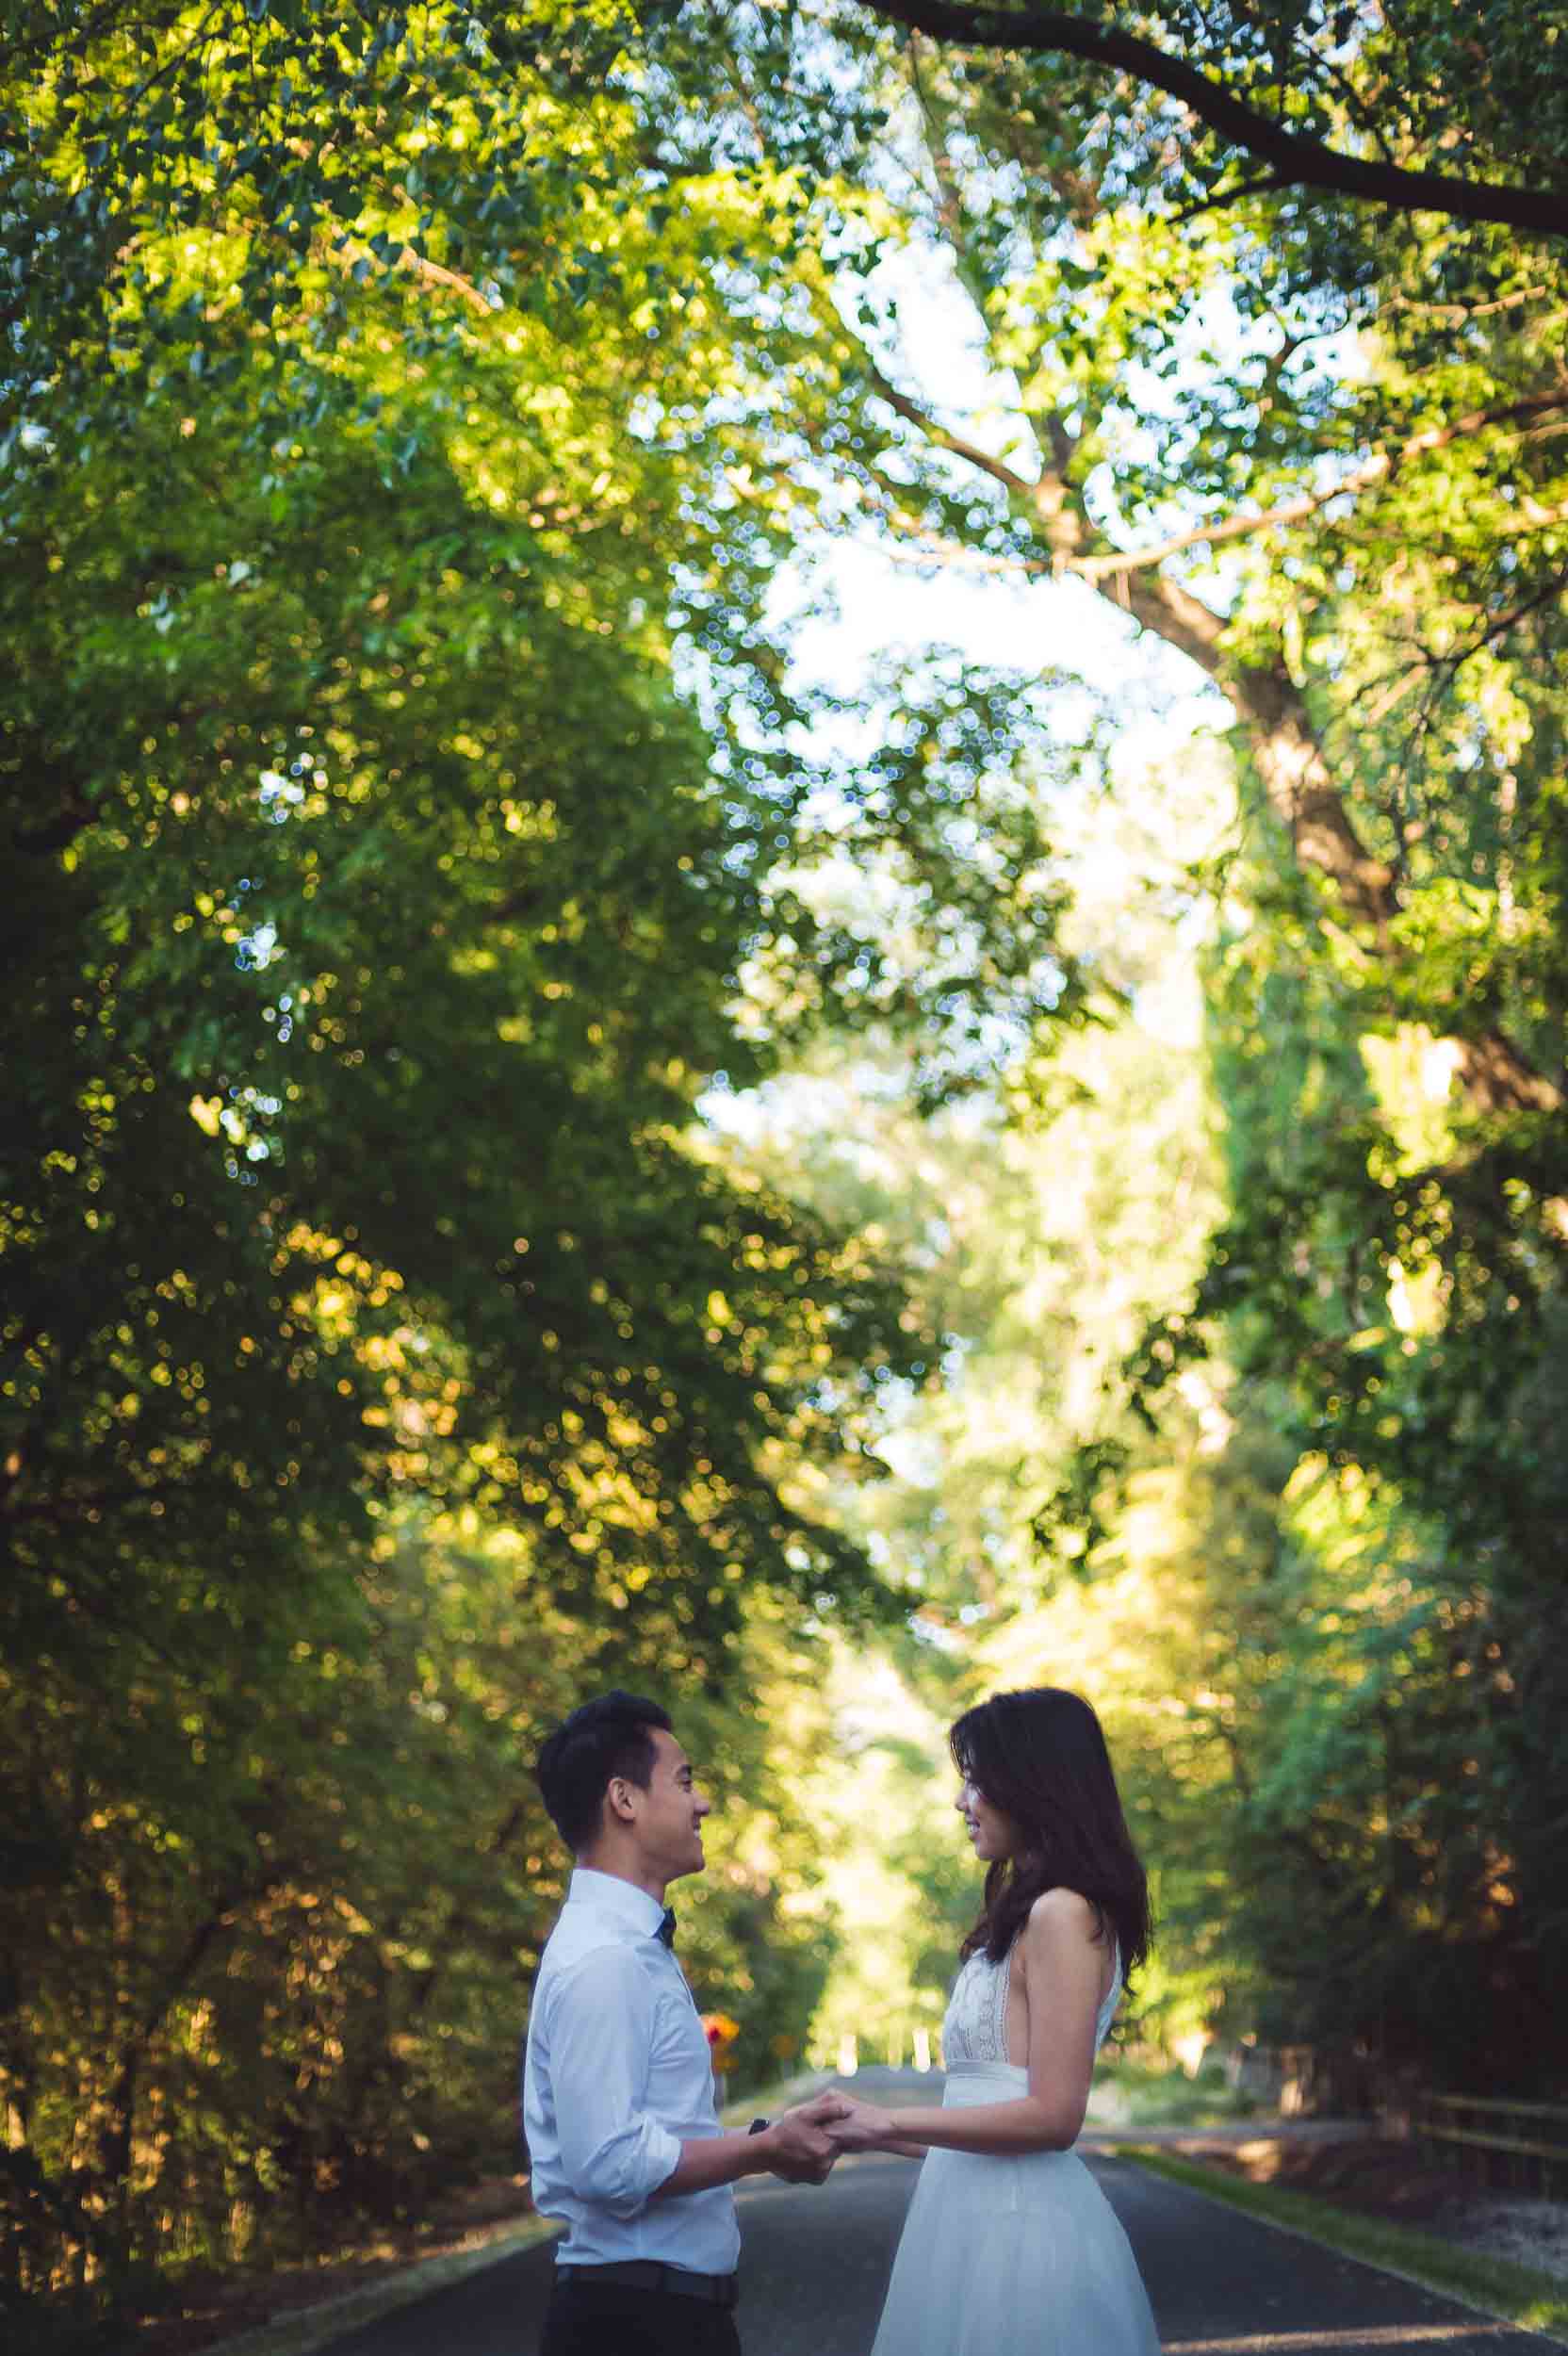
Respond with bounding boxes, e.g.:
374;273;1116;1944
323;2070;1557;2356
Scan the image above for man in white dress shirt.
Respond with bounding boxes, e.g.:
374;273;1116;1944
523;1690;841;2355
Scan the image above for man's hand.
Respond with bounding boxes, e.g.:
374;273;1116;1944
760;2091;846;2184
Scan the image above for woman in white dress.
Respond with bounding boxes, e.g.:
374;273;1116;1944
823;1686;1162;2356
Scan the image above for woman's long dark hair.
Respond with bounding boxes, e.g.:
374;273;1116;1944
952;1687;1152;1991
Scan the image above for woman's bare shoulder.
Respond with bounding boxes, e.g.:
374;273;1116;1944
1023;1886;1101;1945
1016;1889;1108;2011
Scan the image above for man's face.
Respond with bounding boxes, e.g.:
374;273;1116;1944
629;1726;711;1882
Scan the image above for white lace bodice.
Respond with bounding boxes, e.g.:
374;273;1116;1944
941;1939;1122;2067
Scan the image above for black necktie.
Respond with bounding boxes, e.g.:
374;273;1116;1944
656;1907;677;1949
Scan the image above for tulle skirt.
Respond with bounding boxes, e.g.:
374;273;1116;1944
868;2060;1162;2356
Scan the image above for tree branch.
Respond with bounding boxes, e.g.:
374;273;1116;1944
905;43;1093;495
866;3;1568;239
1067;388;1568;581
1385;286;1555;324
868;366;1037;500
1167;171;1288;226
869;367;1094;559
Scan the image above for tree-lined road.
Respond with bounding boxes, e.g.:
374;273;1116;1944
325;2073;1548;2356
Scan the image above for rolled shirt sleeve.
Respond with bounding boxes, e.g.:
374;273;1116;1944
547;1944;684;2216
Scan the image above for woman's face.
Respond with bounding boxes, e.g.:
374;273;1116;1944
956;1774;1021;1863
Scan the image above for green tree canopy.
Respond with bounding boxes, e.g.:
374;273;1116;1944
2;8;1079;2327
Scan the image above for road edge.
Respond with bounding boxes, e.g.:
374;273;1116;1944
193;2216;564;2356
1111;2144;1568;2348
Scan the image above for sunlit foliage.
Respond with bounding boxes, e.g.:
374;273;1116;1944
5;3;1568;2338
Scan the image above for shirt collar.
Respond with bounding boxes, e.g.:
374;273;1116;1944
566;1865;667;1939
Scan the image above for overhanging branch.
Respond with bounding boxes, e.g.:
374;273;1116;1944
867;3;1568;239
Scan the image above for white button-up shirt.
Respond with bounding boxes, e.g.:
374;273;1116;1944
522;1867;740;2272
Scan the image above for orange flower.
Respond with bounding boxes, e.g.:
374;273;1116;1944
701;2011;742;2070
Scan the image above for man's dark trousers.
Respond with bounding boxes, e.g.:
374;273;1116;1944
539;2273;743;2355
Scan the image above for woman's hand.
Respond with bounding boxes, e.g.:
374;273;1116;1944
822;2094;899;2152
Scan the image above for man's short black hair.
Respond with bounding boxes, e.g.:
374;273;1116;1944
534;1691;673;1855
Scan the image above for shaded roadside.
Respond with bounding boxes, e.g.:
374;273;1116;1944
1088;2126;1568;2287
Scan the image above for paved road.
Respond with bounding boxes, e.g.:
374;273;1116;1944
324;2070;1555;2356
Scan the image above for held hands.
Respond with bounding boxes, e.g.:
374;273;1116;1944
759;2087;914;2182
819;2093;900;2154
762;2091;846;2184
